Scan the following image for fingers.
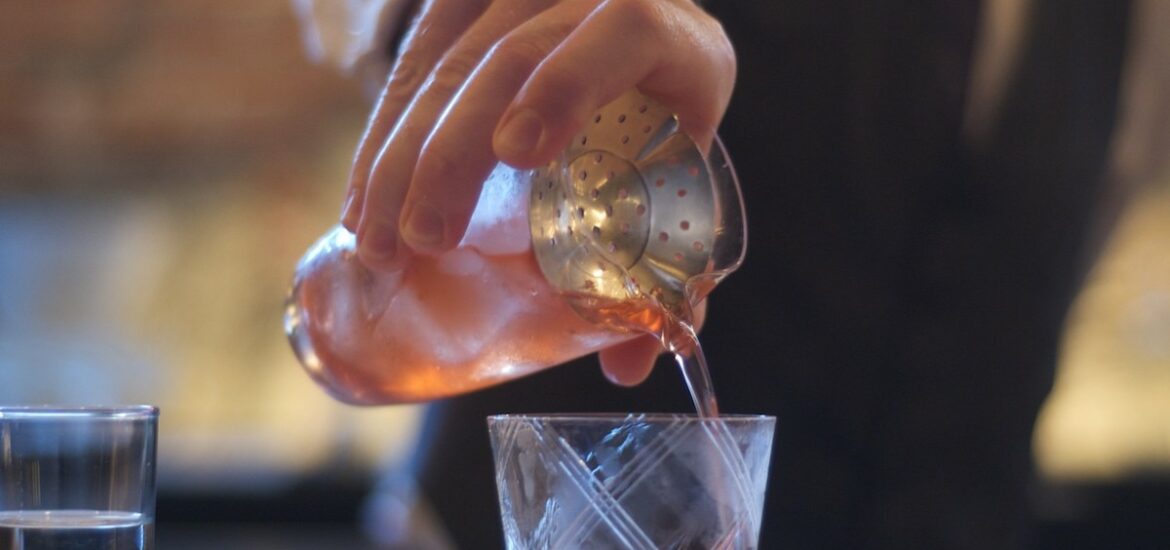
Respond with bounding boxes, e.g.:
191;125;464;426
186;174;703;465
494;0;736;167
351;0;737;267
598;295;707;386
342;0;485;232
402;1;596;253
598;335;663;386
355;0;559;267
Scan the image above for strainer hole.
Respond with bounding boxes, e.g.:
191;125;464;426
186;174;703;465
555;208;561;217
638;104;648;113
643;124;652;134
591;189;600;199
584;279;595;290
577;207;585;219
658;232;669;242
674;252;685;262
618;188;629;200
680;220;690;230
537;191;544;200
677;189;688;198
621;135;630;144
594;153;603;163
579;170;587;180
620;222;630;233
581;136;588;145
547;180;553;189
692;241;704;252
591;226;601;238
636;204;646;216
607;170;615;180
549;237;556;246
594;114;602;123
607;242;617;253
688;165;700;177
605;205;614;217
655;178;665;187
618;114;627;123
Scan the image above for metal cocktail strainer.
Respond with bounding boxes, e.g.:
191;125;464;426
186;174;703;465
528;90;746;328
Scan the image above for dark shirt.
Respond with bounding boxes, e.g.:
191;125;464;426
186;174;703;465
414;0;1133;547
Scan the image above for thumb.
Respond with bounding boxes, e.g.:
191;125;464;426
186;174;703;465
599;335;663;386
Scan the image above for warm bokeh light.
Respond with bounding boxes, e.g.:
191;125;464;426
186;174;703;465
1034;184;1170;481
0;0;421;491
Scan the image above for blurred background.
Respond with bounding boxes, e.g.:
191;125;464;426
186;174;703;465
0;0;1166;548
0;1;425;547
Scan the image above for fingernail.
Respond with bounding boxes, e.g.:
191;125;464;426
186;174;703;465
402;201;445;249
495;108;544;157
361;220;397;263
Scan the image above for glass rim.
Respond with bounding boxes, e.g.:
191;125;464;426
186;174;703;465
487;413;774;424
0;405;158;420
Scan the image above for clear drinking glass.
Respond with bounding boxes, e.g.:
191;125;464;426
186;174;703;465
0;406;158;550
488;414;775;549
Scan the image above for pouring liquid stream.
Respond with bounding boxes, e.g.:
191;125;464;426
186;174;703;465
670;323;720;418
566;291;719;417
569;289;755;532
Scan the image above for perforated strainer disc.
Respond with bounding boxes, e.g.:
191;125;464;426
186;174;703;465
528;90;745;321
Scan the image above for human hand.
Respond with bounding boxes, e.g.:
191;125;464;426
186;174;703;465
344;0;735;384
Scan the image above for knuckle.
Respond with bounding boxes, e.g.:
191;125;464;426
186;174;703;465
361;176;396;213
489;34;548;72
605;0;664;34
418;146;466;183
533;62;589;104
711;33;737;81
427;53;479;95
695;9;736;65
694;16;737;100
383;55;427;104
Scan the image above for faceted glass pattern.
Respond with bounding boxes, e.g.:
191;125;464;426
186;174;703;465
488;414;774;550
